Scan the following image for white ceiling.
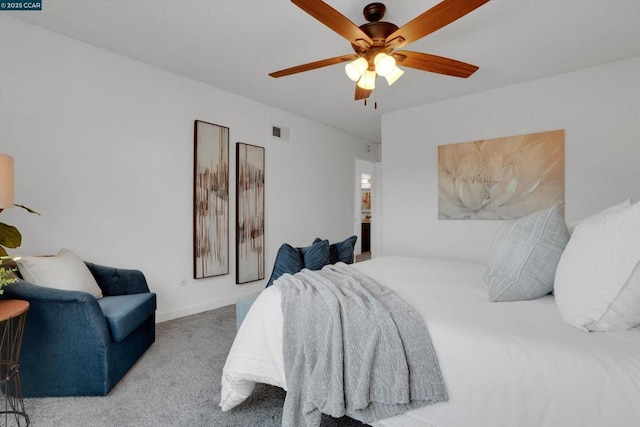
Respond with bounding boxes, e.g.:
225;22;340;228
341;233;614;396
7;0;640;143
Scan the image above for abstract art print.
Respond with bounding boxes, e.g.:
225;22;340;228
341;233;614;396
438;129;564;220
361;191;371;211
236;143;265;284
193;120;229;278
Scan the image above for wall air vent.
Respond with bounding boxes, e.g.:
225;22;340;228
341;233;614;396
272;124;290;142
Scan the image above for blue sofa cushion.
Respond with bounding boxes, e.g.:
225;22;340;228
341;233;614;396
314;235;358;264
98;293;157;342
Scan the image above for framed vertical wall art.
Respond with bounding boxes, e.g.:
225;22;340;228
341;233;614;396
193;120;229;279
236;143;265;284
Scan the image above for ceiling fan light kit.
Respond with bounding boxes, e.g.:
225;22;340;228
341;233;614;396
385;66;404;86
373;53;396;77
357;69;377;90
345;57;369;81
270;0;490;103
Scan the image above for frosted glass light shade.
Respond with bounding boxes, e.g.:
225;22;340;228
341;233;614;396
345;57;368;82
356;70;376;90
0;154;14;209
374;53;396;76
385;66;404;86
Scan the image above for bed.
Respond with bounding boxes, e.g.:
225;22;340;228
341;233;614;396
220;256;640;427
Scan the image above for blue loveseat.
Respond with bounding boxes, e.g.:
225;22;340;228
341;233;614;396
1;262;156;397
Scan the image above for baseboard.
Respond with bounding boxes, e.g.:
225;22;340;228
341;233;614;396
155;295;239;323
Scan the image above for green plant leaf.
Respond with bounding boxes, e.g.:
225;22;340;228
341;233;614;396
14;204;41;215
0;222;22;248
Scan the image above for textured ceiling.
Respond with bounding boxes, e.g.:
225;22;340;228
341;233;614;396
7;0;640;143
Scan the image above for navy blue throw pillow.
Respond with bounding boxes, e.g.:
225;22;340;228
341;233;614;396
299;239;331;271
333;235;357;264
265;244;304;287
313;236;358;264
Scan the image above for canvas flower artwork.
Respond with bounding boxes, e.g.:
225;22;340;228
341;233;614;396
438;129;564;220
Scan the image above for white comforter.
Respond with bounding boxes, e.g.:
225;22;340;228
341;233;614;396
221;257;640;427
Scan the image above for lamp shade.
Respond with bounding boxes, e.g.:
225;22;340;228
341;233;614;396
385;66;404;86
374;53;396;77
0;154;14;209
345;57;368;82
357;70;376;90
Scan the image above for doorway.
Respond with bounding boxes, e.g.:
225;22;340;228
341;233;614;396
355;159;375;262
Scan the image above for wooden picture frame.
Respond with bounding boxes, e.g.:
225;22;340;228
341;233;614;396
193;120;229;279
236;142;265;284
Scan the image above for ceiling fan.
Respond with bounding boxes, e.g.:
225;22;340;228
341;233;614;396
269;0;490;102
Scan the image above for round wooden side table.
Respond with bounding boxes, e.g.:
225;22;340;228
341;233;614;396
0;300;29;426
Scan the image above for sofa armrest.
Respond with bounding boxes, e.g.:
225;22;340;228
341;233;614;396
85;262;150;296
1;280;111;347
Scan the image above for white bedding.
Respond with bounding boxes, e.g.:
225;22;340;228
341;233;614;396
221;257;640;427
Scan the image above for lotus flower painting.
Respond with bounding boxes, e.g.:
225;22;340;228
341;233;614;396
438;130;564;220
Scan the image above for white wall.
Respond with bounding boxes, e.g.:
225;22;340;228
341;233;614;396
381;57;640;262
0;16;377;321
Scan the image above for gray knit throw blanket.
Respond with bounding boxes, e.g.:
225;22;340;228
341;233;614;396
275;262;448;427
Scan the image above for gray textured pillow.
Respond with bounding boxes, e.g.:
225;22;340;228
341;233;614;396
484;204;569;302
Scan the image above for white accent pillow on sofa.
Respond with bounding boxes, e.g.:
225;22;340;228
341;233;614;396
15;248;103;298
484;204;569;302
555;201;640;331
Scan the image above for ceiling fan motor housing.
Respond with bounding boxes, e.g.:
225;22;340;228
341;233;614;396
363;3;386;22
350;3;400;66
352;21;399;65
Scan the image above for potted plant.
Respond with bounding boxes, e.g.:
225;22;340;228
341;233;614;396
0;204;39;293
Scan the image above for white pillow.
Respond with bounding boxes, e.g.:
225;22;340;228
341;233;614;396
555;201;640;331
567;198;632;234
15;248;103;298
484;204;569;302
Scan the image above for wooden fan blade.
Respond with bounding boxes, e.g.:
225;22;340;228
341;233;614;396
394;51;478;78
269;54;357;78
355;84;372;100
292;0;373;48
386;0;489;49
